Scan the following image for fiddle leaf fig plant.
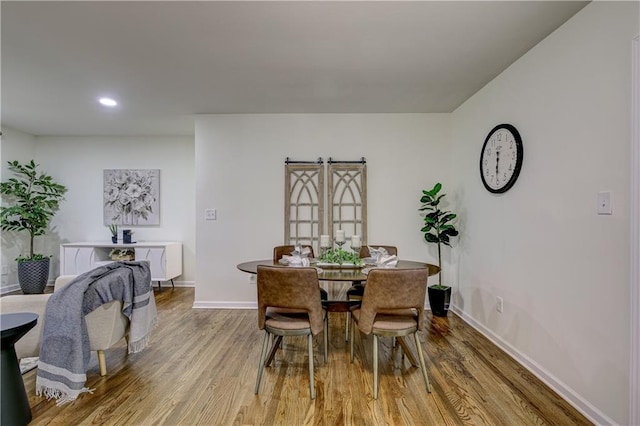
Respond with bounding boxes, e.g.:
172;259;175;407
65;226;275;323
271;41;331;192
419;182;458;288
0;160;67;261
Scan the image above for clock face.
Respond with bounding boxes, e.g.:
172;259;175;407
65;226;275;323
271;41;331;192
480;124;523;193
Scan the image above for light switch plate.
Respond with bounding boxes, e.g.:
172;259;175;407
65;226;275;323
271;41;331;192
597;191;612;215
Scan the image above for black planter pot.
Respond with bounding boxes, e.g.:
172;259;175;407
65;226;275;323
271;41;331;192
428;285;451;317
17;258;50;294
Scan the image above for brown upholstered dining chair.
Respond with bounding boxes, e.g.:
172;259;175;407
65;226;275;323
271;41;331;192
349;268;431;399
272;245;315;262
273;245;328;301
358;245;398;259
255;265;328;400
345;245;398;340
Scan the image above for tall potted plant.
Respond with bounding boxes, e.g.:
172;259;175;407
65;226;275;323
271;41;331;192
0;160;67;293
420;182;459;316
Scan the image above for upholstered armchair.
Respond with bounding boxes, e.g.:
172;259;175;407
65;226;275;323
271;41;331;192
0;275;128;376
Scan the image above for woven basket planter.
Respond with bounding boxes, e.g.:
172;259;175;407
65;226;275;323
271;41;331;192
17;258;50;294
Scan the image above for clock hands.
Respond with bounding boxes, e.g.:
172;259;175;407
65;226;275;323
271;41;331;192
495;148;500;183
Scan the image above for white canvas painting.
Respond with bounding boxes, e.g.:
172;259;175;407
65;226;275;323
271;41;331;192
103;169;160;226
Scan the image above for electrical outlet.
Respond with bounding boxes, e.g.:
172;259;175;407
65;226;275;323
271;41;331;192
248;275;256;285
496;296;504;313
205;208;217;220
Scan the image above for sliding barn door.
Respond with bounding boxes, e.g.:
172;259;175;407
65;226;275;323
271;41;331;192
284;159;324;252
327;159;367;246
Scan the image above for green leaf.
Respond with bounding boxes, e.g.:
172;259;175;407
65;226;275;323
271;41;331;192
442;228;459;237
425;233;439;243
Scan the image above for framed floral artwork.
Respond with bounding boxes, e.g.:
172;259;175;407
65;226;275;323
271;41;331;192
103;169;160;226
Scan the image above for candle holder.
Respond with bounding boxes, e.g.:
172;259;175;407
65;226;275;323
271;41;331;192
350;234;361;253
335;240;345;249
319;234;331;256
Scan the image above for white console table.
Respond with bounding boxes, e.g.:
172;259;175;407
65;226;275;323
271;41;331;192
60;241;182;290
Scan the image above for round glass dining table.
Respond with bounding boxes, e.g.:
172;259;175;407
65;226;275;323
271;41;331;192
236;259;440;281
237;259;440;312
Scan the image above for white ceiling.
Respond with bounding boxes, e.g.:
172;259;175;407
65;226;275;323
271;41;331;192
1;1;588;137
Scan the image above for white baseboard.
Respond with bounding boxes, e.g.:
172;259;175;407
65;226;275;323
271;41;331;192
450;305;612;426
192;300;257;309
2;280;195;294
152;280;195;288
0;283;21;294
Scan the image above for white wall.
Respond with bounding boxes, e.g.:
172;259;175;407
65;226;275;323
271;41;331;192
450;2;638;424
1;135;196;287
0;127;37;291
194;114;450;306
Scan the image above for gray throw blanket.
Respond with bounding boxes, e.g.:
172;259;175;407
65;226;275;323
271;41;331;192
36;261;157;405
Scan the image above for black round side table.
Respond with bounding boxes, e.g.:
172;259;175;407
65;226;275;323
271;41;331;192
1;312;38;426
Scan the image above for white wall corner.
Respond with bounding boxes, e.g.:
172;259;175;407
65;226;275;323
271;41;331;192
629;33;640;426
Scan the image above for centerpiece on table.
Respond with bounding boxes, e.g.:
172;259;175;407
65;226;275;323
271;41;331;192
317;247;363;267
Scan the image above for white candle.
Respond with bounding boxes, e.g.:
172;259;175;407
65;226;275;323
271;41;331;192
336;229;345;243
351;235;361;248
320;235;330;247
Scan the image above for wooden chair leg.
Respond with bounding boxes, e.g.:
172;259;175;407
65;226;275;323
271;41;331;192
98;350;107;376
345;312;350;341
414;332;432;393
397;336;419;367
373;334;379;399
255;332;270;394
308;334;315;399
350;319;355;362
323;316;328;362
265;335;283;367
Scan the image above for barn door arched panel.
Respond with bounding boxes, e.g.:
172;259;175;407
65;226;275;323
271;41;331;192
327;158;367;247
284;158;324;252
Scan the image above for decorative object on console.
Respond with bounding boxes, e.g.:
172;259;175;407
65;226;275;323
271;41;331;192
480;124;523;193
109;248;135;261
122;229;134;244
103;169;160;226
108;223;118;243
419;182;459;316
0;160;67;294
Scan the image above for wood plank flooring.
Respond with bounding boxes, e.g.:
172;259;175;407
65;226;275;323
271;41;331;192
17;286;592;425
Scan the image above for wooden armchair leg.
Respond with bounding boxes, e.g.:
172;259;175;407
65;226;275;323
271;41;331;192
98;350;107;376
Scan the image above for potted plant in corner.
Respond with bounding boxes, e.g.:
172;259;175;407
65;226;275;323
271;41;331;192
420;182;459;317
0;160;67;294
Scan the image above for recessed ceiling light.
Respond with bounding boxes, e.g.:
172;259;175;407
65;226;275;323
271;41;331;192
98;97;118;107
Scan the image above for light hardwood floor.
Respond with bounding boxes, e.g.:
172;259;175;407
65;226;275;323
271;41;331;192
18;286;591;425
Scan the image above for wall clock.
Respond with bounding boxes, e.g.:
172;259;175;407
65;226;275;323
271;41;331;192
480;124;523;193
